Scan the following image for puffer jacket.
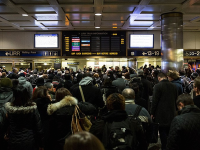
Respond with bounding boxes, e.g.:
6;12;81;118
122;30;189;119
46;95;96;150
0;87;13;107
4;102;44;150
18;76;33;98
166;105;200;150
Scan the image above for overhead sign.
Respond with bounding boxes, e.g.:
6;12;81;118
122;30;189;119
184;51;200;56
67;62;79;65
128;50;161;56
0;51;60;56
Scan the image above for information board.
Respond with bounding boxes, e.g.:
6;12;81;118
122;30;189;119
184;51;200;56
128;50;161;56
0;51;60;56
62;31;126;56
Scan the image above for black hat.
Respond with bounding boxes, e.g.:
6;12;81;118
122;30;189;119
19;73;25;77
191;72;199;79
36;78;44;87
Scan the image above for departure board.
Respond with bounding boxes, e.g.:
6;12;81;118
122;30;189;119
62;31;126;56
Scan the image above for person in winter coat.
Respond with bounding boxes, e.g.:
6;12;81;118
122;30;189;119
4;88;44;150
18;73;33;97
72;76;104;108
151;72;178;150
166;94;200;150
167;70;183;96
90;93;147;150
46;88;96;150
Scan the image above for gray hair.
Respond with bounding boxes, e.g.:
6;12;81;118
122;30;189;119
122;88;135;100
44;82;53;89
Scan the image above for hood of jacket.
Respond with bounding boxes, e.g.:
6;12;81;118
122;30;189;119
47;95;78;115
79;76;93;86
171;78;182;85
102;110;128;122
179;105;200;115
18;76;27;85
5;102;37;114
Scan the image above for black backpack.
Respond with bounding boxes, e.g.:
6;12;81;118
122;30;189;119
104;106;142;150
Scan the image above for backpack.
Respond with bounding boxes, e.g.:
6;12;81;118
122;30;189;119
104;106;142;150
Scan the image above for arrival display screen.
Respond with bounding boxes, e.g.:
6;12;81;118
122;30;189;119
62;31;126;56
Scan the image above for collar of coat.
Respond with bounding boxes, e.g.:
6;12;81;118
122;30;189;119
179;105;200;115
5;102;37;114
125;99;135;104
47;95;78;115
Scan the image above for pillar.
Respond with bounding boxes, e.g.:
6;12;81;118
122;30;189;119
161;12;184;73
128;58;137;69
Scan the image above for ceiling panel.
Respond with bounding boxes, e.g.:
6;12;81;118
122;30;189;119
102;14;129;21
33;15;62;21
104;0;140;3
2;16;31;21
10;0;49;4
62;6;94;13
57;0;93;4
103;6;134;12
149;0;185;4
66;14;94;20
42;21;66;26
142;5;178;12
22;6;55;13
0;22;11;26
135;14;160;20
101;21;124;26
0;6;18;13
0;0;199;31
71;21;94;26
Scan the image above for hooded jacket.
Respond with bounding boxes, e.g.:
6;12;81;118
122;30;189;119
4;102;44;150
18;76;33;98
167;105;200;150
171;78;183;96
46;95;96;150
72;77;104;108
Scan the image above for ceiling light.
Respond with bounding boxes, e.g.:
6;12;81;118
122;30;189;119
22;14;28;16
150;27;154;29
113;27;117;28
95;27;100;28
95;13;102;16
86;59;90;60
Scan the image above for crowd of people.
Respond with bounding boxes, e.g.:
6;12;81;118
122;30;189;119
0;63;200;150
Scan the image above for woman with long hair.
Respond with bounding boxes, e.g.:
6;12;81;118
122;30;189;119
4;88;44;150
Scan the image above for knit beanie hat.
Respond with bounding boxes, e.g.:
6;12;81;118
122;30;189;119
0;77;13;88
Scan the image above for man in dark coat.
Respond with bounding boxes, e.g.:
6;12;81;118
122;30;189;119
72;76;104;108
151;72;178;150
167;94;200;150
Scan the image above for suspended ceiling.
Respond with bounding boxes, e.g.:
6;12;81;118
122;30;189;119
0;0;200;31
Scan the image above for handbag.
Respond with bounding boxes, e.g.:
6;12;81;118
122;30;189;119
71;105;92;134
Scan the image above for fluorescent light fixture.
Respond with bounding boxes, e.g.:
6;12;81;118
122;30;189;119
22;14;28;16
113;27;117;28
150;27;154;29
95;13;102;16
95;27;100;28
86;59;90;60
41;27;45;29
44;63;47;65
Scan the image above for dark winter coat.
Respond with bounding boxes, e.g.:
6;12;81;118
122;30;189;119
72;84;104;108
18;76;33;98
166;105;200;150
4;102;44;150
46;96;96;150
90;110;147;150
0;87;13;107
171;78;183;96
151;79;178;127
193;95;200;109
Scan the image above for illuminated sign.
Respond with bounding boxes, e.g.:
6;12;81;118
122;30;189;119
128;50;161;56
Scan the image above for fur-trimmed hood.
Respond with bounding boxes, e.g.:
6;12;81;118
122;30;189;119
47;95;78;115
5;102;37;114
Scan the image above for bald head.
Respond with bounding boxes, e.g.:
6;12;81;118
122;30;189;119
122;88;135;100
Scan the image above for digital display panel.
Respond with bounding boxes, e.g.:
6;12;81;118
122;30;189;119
34;34;58;48
130;34;154;48
62;31;126;56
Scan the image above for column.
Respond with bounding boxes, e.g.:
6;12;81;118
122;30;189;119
161;12;183;73
128;58;137;69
